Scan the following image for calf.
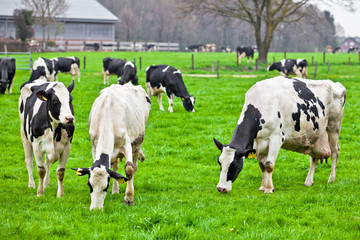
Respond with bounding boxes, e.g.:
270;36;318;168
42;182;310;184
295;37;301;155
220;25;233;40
236;46;254;63
0;57;16;94
19;79;75;197
267;59;308;78
214;76;346;194
146;64;195;112
72;83;151;210
51;57;81;82
30;57;56;81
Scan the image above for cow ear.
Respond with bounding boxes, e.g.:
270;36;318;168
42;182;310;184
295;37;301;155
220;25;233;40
67;80;75;93
213;138;223;151
106;169;129;184
36;90;49;101
71;168;90;176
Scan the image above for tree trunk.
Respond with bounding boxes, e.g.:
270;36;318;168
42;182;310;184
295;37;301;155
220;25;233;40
42;23;46;50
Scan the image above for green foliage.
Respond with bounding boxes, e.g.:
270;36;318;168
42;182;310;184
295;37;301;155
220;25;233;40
1;51;360;239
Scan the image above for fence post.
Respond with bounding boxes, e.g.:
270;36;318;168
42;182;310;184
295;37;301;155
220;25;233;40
273;56;275;62
139;57;142;71
117;41;120;51
323;52;325;63
192;54;194;70
83;41;86;51
212;61;214;72
83;56;86;70
313;62;317;78
216;60;219;78
348;57;351;65
255;59;258;71
284;51;286;59
312;56;314;66
133;58;136;65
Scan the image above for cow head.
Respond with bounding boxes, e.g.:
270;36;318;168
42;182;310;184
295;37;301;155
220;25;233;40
0;79;7;94
181;96;195;112
72;155;128;210
36;80;75;125
213;138;256;193
118;61;138;85
267;63;277;72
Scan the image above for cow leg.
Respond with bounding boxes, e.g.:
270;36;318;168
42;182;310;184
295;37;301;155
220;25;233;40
262;137;282;194
22;136;35;188
111;158;119;194
145;82;153;97
258;161;266;191
33;146;45;196
103;71;106;85
123;141;136;205
138;148;145;162
157;94;164;111
77;69;81;82
167;94;175;112
328;132;340;183
44;155;51;187
304;157;319;186
56;143;70;197
8;79;13;94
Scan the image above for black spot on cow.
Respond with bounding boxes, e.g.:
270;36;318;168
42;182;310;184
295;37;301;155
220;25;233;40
278;111;281;118
280;123;282;129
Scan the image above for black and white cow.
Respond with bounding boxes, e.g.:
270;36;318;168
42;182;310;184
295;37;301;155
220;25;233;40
102;57;138;85
214;76;346;194
30;57;56;81
118;61;138;85
146;64;195;112
51;57;81;82
72;83;151;210
236;46;254;63
186;44;206;52
0;57;16;94
267;59;308;78
19;79;75;197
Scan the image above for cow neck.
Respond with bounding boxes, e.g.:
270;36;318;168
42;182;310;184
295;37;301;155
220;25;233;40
228;104;262;151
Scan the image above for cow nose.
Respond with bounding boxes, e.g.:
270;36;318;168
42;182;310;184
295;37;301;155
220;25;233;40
217;187;228;193
65;116;74;124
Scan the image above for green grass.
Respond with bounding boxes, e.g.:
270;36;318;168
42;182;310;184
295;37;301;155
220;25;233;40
1;51;360;239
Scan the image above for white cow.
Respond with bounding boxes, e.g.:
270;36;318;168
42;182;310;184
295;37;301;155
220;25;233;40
73;83;151;210
214;76;346;194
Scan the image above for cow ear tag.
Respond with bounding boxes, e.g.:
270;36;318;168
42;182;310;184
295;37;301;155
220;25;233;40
42;96;47;101
181;98;184;100
247;152;256;158
76;171;83;176
117;178;125;184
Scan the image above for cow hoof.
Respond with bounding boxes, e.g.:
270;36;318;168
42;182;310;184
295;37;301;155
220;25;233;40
258;186;265;191
123;199;134;206
28;183;35;189
37;191;44;197
304;182;314;186
264;188;274;194
57;192;64;198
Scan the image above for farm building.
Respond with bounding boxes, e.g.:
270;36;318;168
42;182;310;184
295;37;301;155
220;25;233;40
0;0;119;50
340;37;359;52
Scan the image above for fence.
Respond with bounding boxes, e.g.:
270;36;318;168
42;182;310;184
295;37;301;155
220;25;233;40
54;40;180;52
0;52;32;70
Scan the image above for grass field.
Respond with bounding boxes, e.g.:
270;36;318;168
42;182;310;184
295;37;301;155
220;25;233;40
1;51;360;239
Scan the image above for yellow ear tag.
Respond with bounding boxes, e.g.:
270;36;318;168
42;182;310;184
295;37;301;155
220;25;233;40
76;171;82;176
247;152;257;158
42;96;47;101
117;178;125;184
181;98;184;100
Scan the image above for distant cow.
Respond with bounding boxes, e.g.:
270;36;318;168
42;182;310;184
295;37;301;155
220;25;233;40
220;46;231;53
146;64;195;112
236;46;254;63
214;76;346;194
30;57;56;81
72;83;151;209
143;44;156;52
206;44;216;52
19;79;75;197
267;59;308;78
0;57;16;94
102;57;138;85
51;57;81;82
186;44;206;52
347;47;359;53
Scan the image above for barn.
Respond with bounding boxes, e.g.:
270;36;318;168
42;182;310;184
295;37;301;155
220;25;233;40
0;0;119;49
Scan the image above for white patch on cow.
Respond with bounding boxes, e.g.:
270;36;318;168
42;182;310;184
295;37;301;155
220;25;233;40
162;65;170;72
125;61;134;68
280;59;286;67
296;59;304;65
217;146;236;192
190;96;195;112
173;70;181;74
89;166;108;210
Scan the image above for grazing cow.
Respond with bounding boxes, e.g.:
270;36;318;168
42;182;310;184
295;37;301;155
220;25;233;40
118;61;138;85
30;57;56;81
51;57;81;82
206;43;216;52
214;76;346;194
0;57;16;94
333;47;341;53
186;44;206;52
236;46;254;63
267;59;308;78
347;47;359;53
146;64;195;112
19;79;75;197
143;44;156;52
72;83;151;209
220;46;231;53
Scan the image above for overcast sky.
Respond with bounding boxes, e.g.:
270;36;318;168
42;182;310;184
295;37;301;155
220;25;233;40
317;1;360;37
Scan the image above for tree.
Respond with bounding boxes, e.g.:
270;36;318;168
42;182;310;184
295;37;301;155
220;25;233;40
179;0;354;63
20;0;68;50
13;9;34;42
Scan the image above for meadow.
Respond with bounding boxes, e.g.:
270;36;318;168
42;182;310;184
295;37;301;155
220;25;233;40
0;51;360;239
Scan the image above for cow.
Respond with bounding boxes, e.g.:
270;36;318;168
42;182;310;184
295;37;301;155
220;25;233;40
333;47;341;54
267;59;308;78
118;61;138;85
220;46;231;53
102;57;138;85
146;64;195;112
51;57;81;82
236;46;254;63
30;57;56;81
143;44;157;52
213;76;346;194
347;47;359;53
186;44;206;52
19;78;75;198
206;43;216;52
72;83;151;210
0;57;16;94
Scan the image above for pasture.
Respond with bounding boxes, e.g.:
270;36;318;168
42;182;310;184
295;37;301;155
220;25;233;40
1;51;360;239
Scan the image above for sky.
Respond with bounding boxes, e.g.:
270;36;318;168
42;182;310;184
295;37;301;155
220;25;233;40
317;1;360;37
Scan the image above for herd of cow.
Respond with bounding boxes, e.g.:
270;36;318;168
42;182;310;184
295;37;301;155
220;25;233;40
2;51;346;210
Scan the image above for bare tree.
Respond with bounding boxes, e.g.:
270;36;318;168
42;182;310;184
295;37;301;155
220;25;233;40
179;0;354;62
20;0;68;49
